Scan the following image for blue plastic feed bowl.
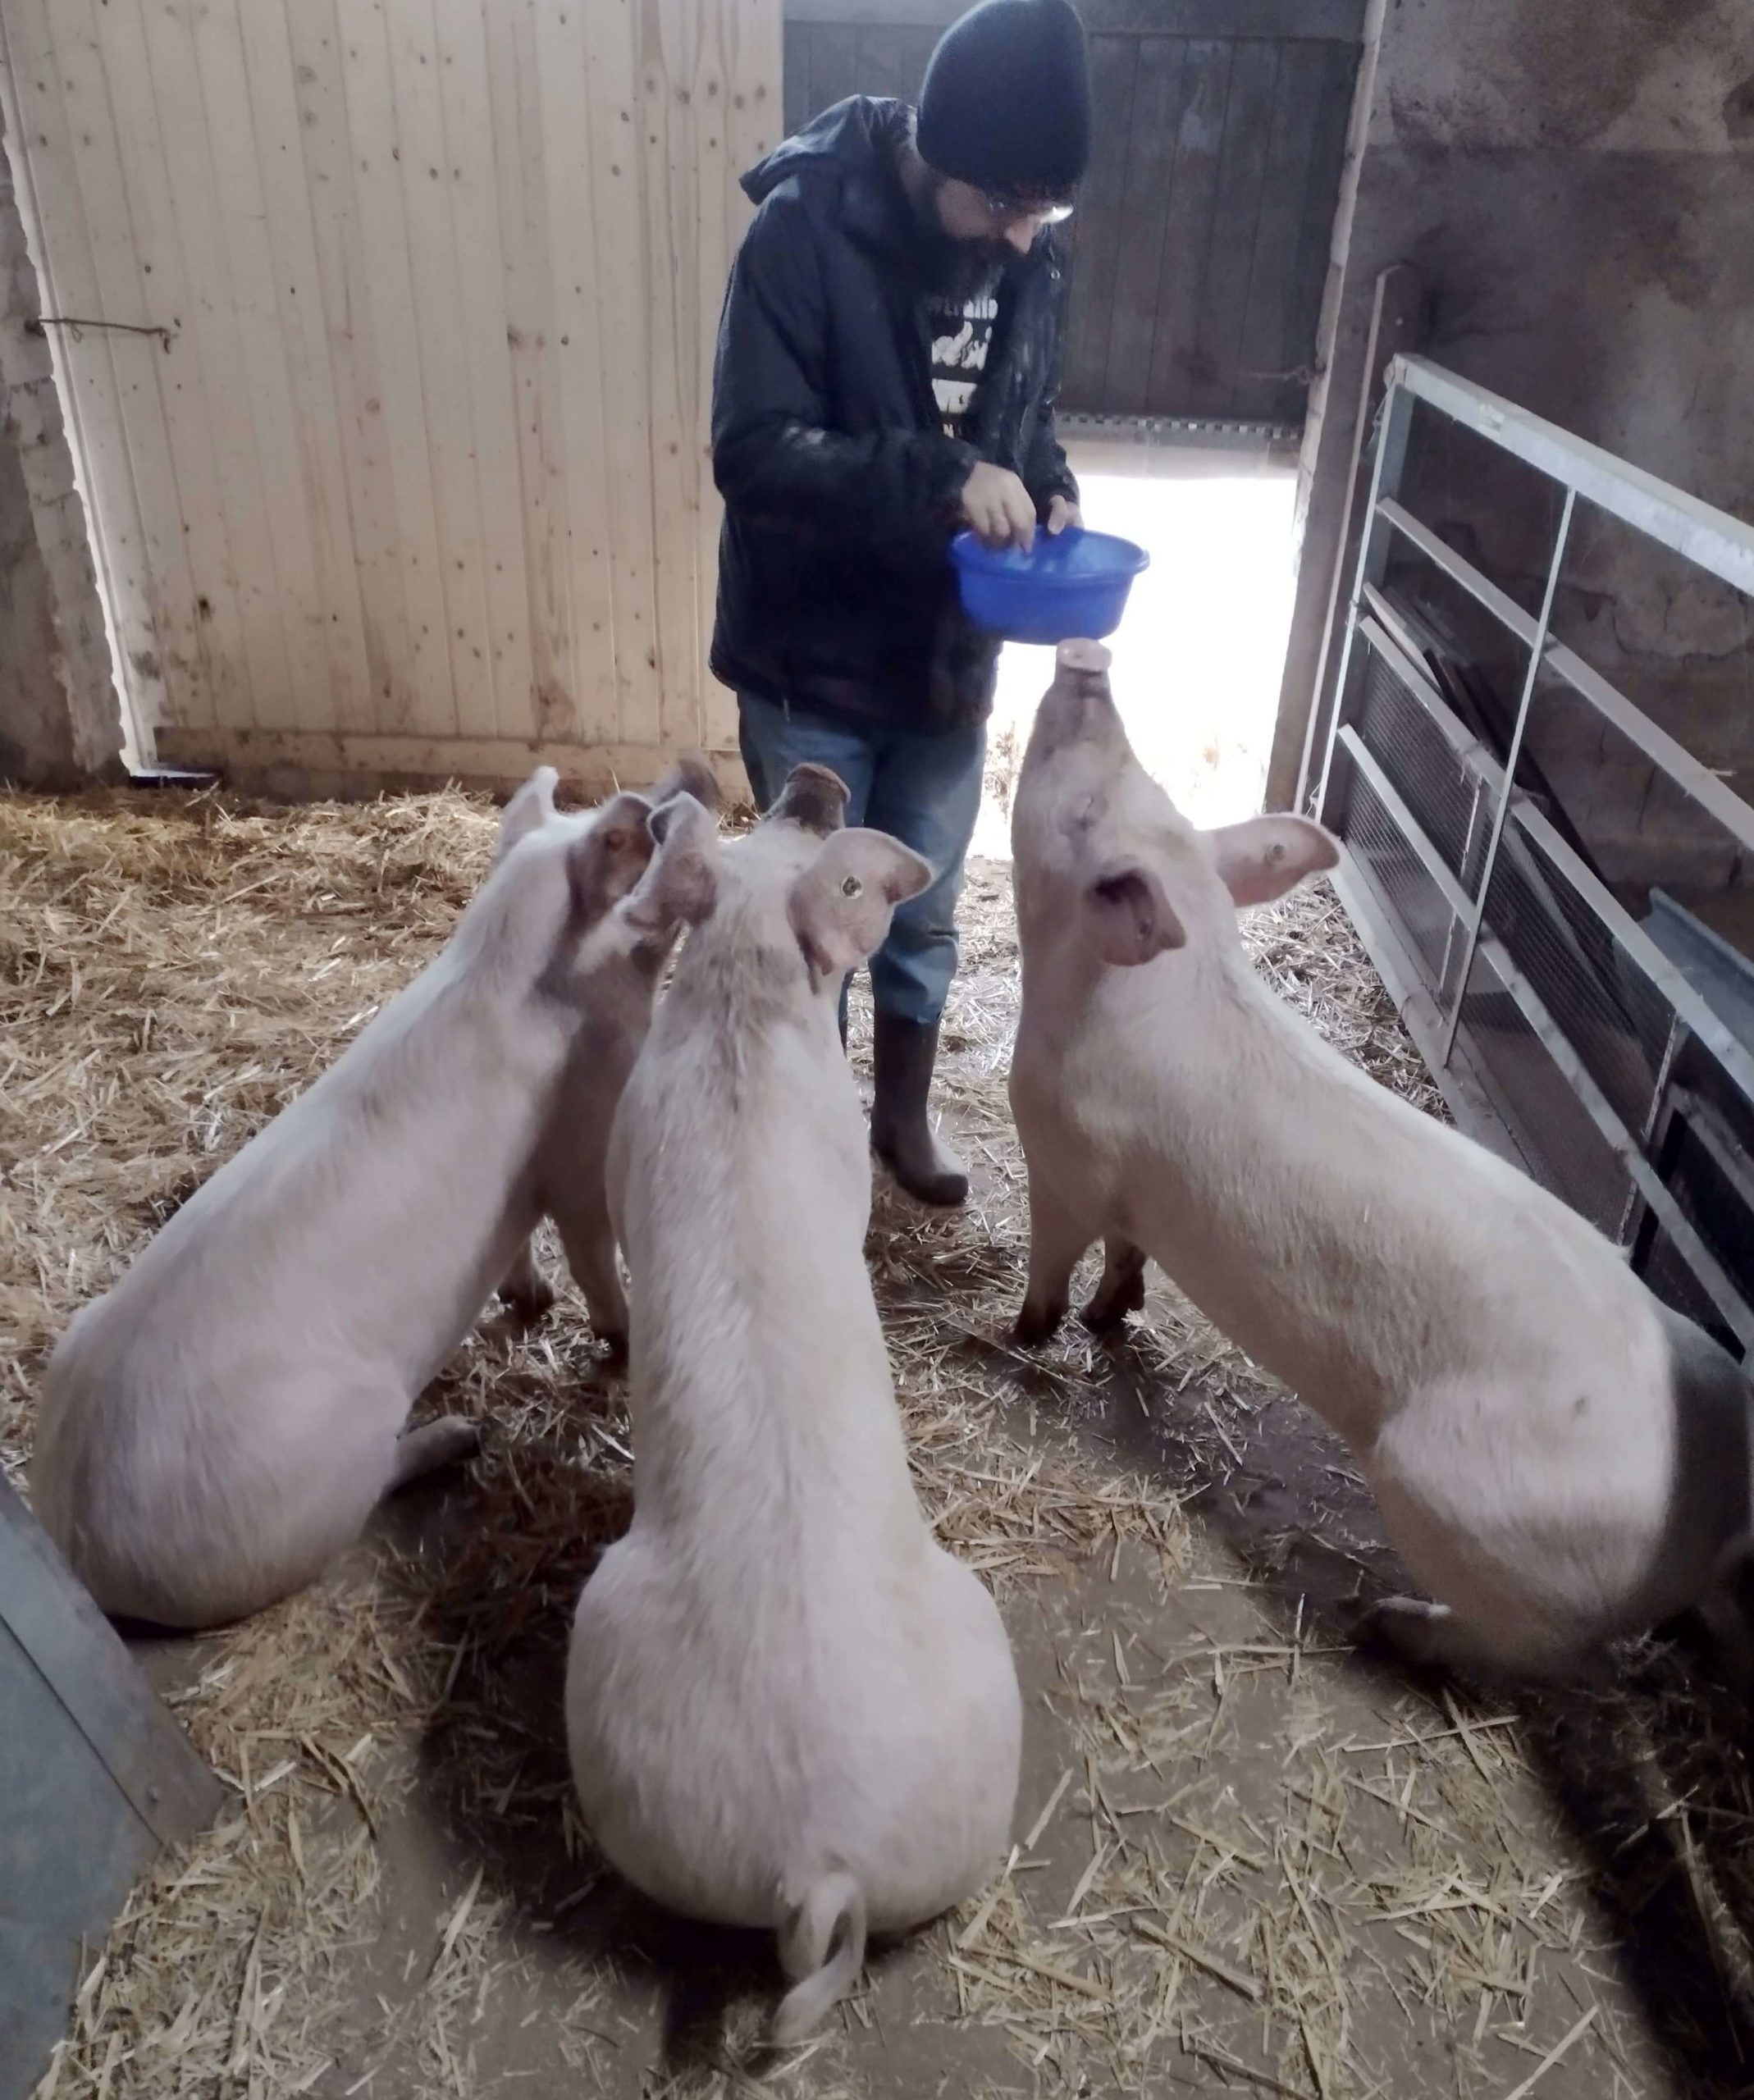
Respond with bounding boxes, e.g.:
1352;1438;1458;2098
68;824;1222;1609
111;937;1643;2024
950;526;1150;644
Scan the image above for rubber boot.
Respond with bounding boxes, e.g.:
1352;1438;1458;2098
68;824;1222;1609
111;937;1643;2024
870;1013;967;1207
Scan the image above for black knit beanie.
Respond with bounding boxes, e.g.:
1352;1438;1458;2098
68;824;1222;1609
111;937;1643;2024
916;0;1092;201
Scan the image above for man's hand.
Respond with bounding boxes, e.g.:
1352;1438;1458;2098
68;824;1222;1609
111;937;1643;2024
1046;495;1083;536
961;463;1038;551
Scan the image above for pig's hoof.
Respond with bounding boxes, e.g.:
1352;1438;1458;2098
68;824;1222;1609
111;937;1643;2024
1354;1596;1495;1682
502;1278;557;1325
1352;1594;1446;1659
1081;1270;1146;1333
1012;1301;1064;1348
1688;1586;1754;1699
390;1415;483;1491
1080;1300;1134;1335
598;1328;630;1368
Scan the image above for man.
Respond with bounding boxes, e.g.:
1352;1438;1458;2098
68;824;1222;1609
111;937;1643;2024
710;0;1091;1207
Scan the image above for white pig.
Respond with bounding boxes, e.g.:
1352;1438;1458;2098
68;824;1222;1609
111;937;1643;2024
496;756;724;1341
1007;638;1754;1682
32;767;715;1630
564;764;1024;2043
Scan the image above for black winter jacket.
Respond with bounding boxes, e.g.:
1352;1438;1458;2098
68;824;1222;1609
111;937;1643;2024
709;98;1077;734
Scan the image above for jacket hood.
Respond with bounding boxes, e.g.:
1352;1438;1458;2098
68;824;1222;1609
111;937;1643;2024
741;94;907;208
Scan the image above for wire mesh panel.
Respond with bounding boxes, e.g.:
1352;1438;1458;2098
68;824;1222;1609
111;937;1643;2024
1452;946;1633;1236
1665;1116;1754;1302
1478;822;1669;1142
1642;1222;1737;1349
1341;768;1457;993
1634;1056;1754;1357
1354;641;1488;893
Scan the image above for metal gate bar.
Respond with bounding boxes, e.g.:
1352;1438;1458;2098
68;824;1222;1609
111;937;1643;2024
1313;354;1754;1349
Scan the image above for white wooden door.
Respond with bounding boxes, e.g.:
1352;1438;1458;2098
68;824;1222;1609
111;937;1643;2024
0;0;781;794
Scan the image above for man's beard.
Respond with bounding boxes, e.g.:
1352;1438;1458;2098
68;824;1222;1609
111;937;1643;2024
909;175;1010;303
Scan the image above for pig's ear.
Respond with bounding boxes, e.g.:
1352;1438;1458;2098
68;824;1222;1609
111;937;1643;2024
788;828;932;984
496;765;560;863
1087;861;1186;967
647;752;723;817
1207;816;1339;908
623;792;721;938
567;790;655;923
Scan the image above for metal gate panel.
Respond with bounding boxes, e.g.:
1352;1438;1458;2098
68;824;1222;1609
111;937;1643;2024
0;1476;222;2100
783;0;1363;427
1314;355;1754;1355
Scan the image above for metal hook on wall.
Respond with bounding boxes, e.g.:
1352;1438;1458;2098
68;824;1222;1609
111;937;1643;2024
26;314;176;353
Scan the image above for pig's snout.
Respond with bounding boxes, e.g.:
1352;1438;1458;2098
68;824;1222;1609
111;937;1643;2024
1051;640;1119;719
768;764;851;838
1032;638;1123;756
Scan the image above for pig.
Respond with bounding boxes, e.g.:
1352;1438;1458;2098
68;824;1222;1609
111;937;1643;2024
31;765;717;1631
1007;638;1754;1684
495;756;724;1341
564;764;1024;2043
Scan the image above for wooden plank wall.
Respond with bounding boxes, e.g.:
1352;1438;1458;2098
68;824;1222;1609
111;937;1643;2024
1061;27;1356;425
784;0;1363;429
0;0;782;791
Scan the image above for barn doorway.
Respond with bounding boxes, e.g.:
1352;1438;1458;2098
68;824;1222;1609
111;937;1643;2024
783;0;1359;848
783;0;1365;427
975;436;1300;855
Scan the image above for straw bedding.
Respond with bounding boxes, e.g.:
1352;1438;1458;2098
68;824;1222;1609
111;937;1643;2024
5;785;1754;2099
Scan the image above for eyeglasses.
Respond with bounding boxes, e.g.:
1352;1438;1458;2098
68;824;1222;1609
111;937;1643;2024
981;192;1076;229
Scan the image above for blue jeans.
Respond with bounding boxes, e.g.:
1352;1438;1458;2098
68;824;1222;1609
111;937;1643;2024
738;692;985;1027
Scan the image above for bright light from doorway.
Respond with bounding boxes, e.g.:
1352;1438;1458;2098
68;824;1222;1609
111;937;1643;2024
975;441;1300;856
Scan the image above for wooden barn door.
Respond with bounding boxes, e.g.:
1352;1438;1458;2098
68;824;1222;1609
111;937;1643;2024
783;0;1365;430
0;0;782;792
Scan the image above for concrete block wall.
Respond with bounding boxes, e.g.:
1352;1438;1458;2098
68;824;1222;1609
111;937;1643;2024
1272;0;1754;891
0;98;122;789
